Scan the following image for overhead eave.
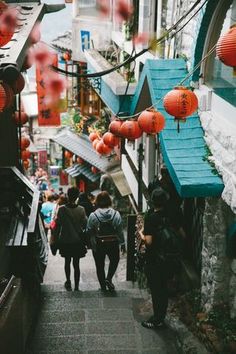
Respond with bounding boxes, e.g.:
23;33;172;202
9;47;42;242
130;59;224;198
0;2;65;70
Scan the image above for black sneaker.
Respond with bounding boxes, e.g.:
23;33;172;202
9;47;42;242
141;319;164;329
105;279;115;291
64;281;72;291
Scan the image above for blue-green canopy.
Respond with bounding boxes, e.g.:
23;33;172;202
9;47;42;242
131;59;224;198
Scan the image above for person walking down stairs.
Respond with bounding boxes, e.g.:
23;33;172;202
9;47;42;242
56;187;87;291
86;191;125;292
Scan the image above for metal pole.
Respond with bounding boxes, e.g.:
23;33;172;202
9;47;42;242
138;142;144;212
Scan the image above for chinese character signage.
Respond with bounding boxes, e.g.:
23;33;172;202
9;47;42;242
38;150;48;168
36;54;61;126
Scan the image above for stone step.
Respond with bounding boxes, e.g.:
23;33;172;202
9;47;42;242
42;280;141;292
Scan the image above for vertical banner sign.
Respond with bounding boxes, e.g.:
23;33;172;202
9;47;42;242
36;54;61;126
38;150;48;168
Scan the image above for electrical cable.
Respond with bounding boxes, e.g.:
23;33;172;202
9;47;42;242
116;43;217;120
50;0;209;78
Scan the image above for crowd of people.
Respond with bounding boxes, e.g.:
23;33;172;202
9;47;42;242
35;165;185;331
40;186;125;294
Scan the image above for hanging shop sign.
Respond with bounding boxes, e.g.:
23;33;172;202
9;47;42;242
36;54;61;126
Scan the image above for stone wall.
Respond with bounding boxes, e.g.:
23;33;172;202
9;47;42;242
201;197;236;317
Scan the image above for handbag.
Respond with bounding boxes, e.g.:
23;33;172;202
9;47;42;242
49;230;58;256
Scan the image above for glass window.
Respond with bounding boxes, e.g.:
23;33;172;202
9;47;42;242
205;0;236;106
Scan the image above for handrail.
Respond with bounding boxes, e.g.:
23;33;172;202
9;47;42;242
1;167;39;234
0;276;15;309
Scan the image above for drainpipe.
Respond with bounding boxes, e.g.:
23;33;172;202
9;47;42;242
137;142;144;212
156;0;162;39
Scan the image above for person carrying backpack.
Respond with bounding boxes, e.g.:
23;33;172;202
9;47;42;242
86;191;125;292
140;187;183;329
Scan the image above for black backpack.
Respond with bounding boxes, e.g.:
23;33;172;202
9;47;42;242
94;211;118;243
156;218;182;275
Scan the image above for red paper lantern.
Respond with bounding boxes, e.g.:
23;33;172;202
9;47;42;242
23;159;30;169
109;120;123;136
102;132;120;147
65;150;73;159
138;109;165;134
21;149;31;160
89;131;99;142
11;73;25;94
91;166;98;174
63;51;71;61
96;141;112;155
92;138;100;150
14;111;28;125
163;86;198;132
0;83;14;111
76;157;84;164
20;137;30;149
216;25;236;68
119;120;143;140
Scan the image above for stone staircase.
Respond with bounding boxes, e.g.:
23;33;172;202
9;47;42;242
25;281;180;354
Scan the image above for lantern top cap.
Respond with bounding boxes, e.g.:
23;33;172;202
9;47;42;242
173;86;187;90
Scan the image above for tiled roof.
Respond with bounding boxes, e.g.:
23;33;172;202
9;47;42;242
52;129;120;173
131;59;224;198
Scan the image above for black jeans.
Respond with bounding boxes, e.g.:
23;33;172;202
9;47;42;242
145;261;168;323
93;241;120;288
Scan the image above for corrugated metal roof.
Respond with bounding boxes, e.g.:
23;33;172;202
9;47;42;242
52;129;119;173
66;163;100;182
131;59;224;198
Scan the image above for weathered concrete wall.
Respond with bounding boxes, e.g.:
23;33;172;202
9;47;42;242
201;197;236;316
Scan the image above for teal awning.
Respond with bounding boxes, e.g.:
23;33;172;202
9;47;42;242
131;59;224;198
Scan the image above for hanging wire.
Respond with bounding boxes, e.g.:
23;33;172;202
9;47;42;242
50;0;209;78
117;43;217;120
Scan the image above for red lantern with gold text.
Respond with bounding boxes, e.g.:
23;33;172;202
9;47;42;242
14;111;28;125
65;150;73;159
0;83;14;111
77;156;84;165
163;86;198;133
96;141;112;155
21;149;31;160
23;159;30;169
119;120;143;140
89;131;99;142
138;109;165;134
109;120;123;136
216;25;236;69
91;166;98;174
102;132;120;147
20;137;30;149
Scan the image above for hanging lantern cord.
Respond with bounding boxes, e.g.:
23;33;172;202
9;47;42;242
177;120;180;134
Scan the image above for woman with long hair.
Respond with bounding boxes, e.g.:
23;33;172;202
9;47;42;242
56;187;87;291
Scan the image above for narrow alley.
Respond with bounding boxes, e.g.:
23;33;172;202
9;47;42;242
26;250;180;354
